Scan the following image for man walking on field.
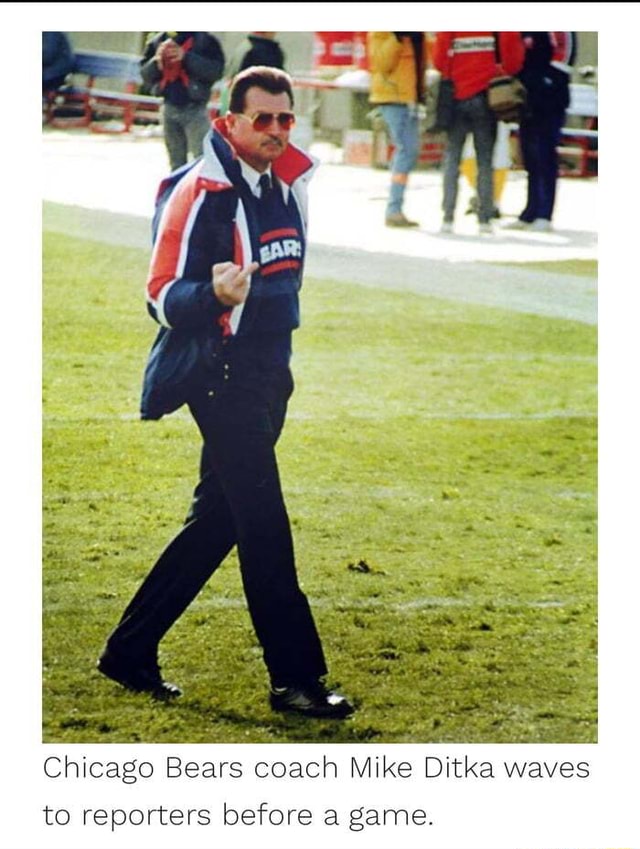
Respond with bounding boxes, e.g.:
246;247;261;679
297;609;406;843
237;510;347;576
98;66;354;720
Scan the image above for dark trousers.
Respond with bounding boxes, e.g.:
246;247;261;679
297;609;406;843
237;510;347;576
442;92;497;224
518;110;565;222
106;362;328;687
162;101;212;170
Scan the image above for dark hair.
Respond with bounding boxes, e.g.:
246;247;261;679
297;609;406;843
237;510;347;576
228;65;294;113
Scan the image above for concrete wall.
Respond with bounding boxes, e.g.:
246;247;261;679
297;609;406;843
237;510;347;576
68;31;317;72
575;32;597;67
68;32;146;55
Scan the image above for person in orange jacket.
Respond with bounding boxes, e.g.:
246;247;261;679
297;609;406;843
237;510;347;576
368;32;429;227
433;32;524;234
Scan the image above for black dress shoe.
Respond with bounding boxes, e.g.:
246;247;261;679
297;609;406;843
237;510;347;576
97;649;182;699
270;680;354;718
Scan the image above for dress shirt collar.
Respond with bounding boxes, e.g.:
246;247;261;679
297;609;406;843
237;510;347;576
239;159;273;197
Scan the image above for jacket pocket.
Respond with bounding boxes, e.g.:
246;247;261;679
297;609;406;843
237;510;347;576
140;326;218;420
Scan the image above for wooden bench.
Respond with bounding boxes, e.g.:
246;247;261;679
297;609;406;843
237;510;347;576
44;49;163;134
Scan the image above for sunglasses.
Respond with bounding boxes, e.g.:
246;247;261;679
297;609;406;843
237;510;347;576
236;111;296;132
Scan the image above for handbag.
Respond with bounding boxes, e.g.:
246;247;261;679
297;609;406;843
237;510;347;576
487;75;527;121
487;33;527;122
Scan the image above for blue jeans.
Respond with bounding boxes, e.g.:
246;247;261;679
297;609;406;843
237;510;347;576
380;104;420;214
518;110;565;222
442;92;497;223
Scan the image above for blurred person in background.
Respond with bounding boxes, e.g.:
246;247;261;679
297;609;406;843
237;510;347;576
433;31;524;234
368;31;429;228
506;31;577;232
220;33;286;114
42;31;75;94
141;31;225;170
226;32;285;78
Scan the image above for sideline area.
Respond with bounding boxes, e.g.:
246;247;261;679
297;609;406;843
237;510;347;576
42;128;597;324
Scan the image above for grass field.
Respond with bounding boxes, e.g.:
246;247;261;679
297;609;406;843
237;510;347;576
43;227;597;744
497;259;597;277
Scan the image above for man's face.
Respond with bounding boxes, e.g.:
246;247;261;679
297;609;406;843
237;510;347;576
226;87;293;172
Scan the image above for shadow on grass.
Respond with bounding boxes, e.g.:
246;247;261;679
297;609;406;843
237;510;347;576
180;698;383;744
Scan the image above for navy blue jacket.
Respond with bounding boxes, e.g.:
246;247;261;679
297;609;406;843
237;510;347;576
140;119;316;420
519;32;572;115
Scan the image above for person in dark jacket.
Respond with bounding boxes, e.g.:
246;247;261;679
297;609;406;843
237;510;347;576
506;31;576;231
42;31;75;93
97;66;354;720
218;33;286;115
226;32;286;78
140;31;225;169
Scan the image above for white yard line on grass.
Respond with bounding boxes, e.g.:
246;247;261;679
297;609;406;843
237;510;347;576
45;595;573;612
43;410;596;425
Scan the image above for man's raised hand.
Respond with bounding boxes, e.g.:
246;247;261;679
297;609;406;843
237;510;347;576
212;261;259;306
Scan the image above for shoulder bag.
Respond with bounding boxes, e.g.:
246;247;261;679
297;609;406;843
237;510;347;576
487;33;527;122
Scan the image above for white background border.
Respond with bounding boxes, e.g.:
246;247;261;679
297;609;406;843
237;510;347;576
3;3;638;848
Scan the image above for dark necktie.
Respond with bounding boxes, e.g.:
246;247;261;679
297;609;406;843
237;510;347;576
258;173;272;201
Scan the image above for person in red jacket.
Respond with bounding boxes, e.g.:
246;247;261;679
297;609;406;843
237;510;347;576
433;32;524;233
